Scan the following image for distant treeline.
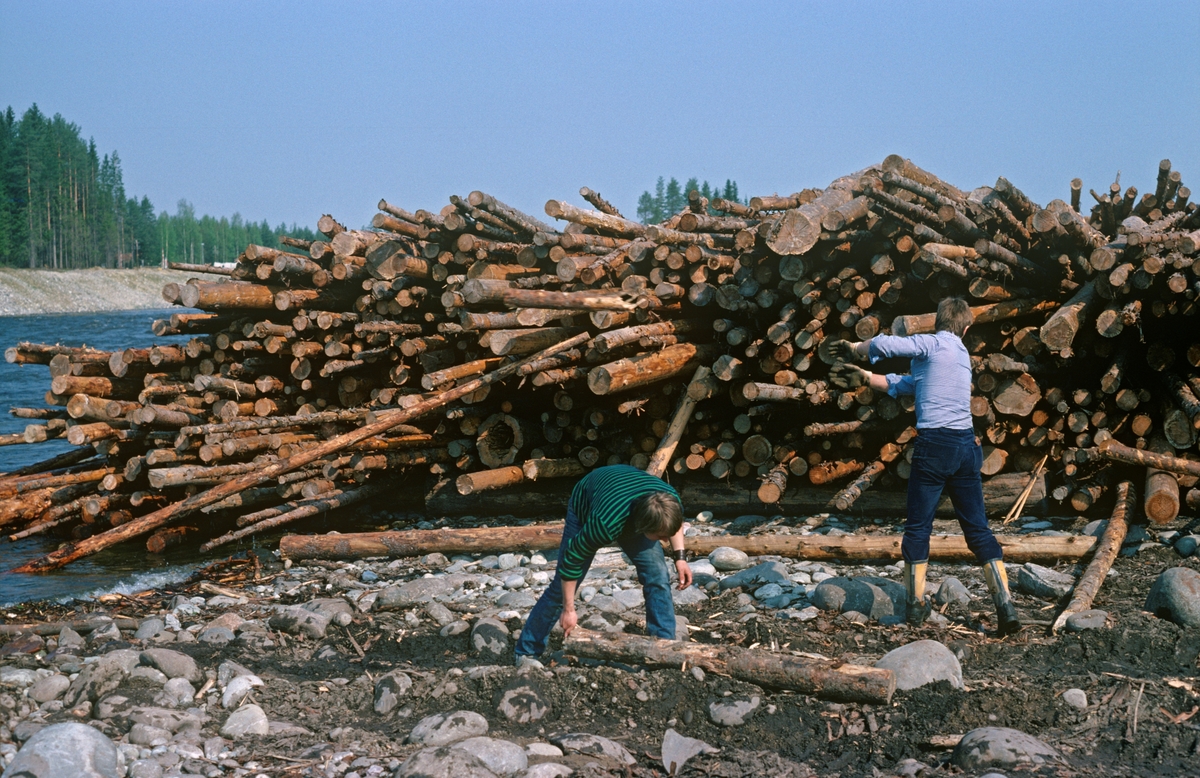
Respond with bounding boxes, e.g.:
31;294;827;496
636;177;745;224
0;104;317;269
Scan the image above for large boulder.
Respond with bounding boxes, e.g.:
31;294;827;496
63;649;141;706
1016;564;1075;600
2;722;120;778
811;577;894;618
471;618;511;659
1145;567;1200;627
496;677;550;724
951;727;1064;770
874;640;963;690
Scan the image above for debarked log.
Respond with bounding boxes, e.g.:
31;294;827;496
564;629;895;705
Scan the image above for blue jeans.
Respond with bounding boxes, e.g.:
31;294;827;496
514;506;677;658
903;427;1003;564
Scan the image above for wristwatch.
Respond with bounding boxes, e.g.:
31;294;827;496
671;549;687;562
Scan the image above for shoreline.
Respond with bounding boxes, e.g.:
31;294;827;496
0;519;1194;777
0;267;197;317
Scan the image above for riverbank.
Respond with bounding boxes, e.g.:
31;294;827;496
0;516;1197;777
0;267;196;317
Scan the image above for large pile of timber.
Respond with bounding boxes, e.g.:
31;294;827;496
3;156;1200;571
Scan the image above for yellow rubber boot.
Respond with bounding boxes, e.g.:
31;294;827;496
903;560;931;626
983;558;1021;636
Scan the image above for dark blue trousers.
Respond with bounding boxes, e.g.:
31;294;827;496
903;427;1003;564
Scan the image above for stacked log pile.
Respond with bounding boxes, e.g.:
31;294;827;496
3;156;1200;570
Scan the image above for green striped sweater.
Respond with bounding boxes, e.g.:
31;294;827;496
559;465;680;581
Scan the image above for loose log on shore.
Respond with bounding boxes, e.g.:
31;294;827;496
1052;480;1135;633
564;628;895;705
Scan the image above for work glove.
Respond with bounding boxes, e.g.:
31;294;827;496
826;339;864;362
830;363;870;390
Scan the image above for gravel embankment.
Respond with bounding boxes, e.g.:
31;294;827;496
0;268;198;316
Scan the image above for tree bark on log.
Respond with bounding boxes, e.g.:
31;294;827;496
645;366;711;478
1039;278;1100;354
587;344;716;396
1051;480;1135;633
563;629;895;705
1098;438;1200;478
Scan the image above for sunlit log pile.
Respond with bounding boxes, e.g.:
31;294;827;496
3;155;1200;569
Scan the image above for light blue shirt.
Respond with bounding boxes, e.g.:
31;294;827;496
868;331;973;430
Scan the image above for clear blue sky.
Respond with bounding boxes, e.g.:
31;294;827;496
2;2;1197;230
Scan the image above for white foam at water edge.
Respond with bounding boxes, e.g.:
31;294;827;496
54;566;197;606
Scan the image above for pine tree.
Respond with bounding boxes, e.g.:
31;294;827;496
664;178;684;216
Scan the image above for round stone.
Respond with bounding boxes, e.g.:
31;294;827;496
1062;688;1087;709
874;639;963;690
709;547;751;572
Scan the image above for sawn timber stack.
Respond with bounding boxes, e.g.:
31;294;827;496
4;155;1200;570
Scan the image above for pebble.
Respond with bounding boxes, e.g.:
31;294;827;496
222;675;264;709
935;577;972;609
1174;535;1200;557
551;733;635;765
1145;567;1200;627
139;648;201;683
951;726;1064;770
661;728;719;774
874;640;963;690
707;695;760;726
1016;563;1075;600
395;746;498;778
1066;609;1108;631
1062;688;1088;709
408;710;490;746
708;547;751;572
220;704;270;739
470;618;511;659
449;737;527;775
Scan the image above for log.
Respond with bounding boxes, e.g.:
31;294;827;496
1098;438;1200;478
11;332;592;573
280;523;566;560
201;482;389;552
1144;437;1181;524
178;281;277;310
456;466;525;495
1051;480;1134;633
587;344;716;396
766;176;857;256
891;299;1059;337
544;200;646;237
645;366;711;478
564;629;895;705
1039;278;1100;353
522;458;585;481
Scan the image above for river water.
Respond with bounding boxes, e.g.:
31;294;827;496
0;310;254;607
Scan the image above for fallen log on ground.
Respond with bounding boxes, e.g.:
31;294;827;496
1051;480;1135;634
278;524;1095;563
563;628;895;704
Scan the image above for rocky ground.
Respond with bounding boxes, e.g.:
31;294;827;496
3;510;1200;778
0;267;196;316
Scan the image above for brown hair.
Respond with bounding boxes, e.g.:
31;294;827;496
629;492;683;537
935;296;973;337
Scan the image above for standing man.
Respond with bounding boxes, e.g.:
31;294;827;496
514;464;693;664
827;297;1020;635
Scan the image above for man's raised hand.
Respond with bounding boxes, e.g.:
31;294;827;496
830;363;870;389
826;339;862;362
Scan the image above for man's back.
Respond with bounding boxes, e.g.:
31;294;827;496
870;331;973;430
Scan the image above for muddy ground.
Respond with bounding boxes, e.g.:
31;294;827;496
3;511;1200;778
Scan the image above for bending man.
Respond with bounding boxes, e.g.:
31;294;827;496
828;297;1020;635
514;464;693;663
